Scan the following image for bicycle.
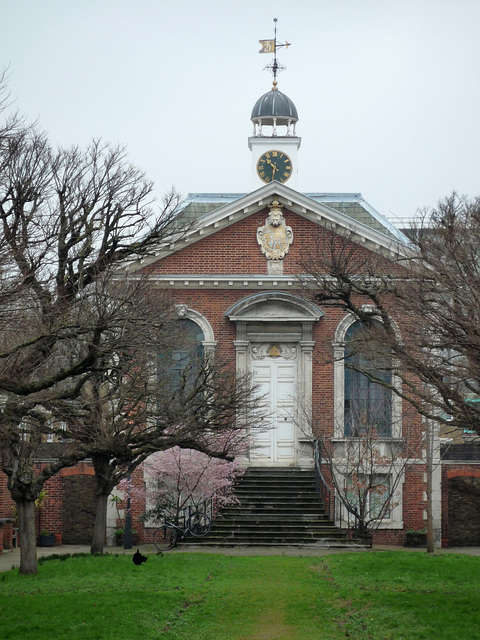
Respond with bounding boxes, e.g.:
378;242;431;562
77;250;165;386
153;512;211;551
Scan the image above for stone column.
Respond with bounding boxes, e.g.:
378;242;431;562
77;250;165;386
233;324;250;467
298;321;316;467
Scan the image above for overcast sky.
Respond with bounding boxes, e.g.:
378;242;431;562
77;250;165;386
2;0;479;222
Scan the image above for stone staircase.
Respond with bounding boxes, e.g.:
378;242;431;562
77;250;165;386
182;467;358;548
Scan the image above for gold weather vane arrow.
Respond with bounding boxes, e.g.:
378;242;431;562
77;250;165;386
259;18;291;82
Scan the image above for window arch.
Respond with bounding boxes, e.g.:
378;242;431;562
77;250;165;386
158;308;215;392
334;313;401;439
168;318;205;385
174;306;216;353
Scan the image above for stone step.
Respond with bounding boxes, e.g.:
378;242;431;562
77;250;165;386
231;501;322;510
182;540;364;548
210;520;339;530
238;471;315;477
231;502;321;509
207;529;343;539
184;533;349;545
178;467;353;549
236;479;316;487
233;488;320;496
239;468;314;473
219;512;328;521
219;513;328;522
233;495;320;502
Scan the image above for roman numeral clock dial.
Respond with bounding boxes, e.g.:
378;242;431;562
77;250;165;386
256;150;292;184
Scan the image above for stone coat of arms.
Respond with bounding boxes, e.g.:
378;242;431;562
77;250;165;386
257;200;293;261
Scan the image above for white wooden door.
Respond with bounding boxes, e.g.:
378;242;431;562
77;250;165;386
251;359;296;463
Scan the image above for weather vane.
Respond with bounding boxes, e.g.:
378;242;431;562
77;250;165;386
258;18;291;82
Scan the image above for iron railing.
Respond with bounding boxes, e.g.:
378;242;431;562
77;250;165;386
163;493;223;533
188;497;214;522
313;440;357;537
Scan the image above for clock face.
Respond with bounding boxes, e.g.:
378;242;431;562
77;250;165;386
256;150;292;184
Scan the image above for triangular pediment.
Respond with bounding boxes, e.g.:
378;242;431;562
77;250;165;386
127;183;409;272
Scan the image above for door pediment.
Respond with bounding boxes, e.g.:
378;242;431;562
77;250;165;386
226;292;323;323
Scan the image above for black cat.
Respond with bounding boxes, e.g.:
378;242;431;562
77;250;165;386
132;549;148;565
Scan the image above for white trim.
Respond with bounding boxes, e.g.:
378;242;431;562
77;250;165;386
333;313;402;439
333;464;405;530
226;291;323;323
175;306;216;354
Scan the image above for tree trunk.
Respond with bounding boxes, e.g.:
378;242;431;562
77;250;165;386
91;454;117;554
16;499;38;575
357;519;368;537
91;492;109;554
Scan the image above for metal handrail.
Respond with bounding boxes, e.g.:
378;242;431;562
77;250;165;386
313;440;357;537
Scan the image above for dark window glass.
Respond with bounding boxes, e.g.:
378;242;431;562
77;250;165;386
344;321;392;437
346;474;391;518
159;319;205;390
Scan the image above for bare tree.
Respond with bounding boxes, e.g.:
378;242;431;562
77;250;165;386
69;342;258;554
313;404;420;541
0;105;188;573
299;193;480;552
300;193;480;433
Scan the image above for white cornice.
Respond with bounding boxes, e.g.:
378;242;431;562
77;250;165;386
147;275;299;289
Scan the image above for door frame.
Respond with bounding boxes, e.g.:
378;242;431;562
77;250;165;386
251;354;297;464
226;292;323;468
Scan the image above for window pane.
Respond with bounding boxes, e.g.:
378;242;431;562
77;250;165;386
369;475;390;518
346;474;391;519
344;321;392;436
159;319;205;391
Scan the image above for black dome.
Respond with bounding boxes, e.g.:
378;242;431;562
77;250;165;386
251;88;298;125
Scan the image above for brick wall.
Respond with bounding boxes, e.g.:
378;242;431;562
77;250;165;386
442;467;480;547
62;474;97;544
0;461;98;547
0;473;14;522
145;209;406;279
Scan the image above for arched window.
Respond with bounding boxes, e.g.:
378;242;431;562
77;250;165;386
344;321;392;437
163;319;205;388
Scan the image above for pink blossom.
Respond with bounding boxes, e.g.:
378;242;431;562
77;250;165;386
144;447;243;517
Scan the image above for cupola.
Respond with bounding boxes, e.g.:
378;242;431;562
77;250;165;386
251;80;299;136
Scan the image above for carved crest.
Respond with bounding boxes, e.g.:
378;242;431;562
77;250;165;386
257;200;293;261
251;343;297;360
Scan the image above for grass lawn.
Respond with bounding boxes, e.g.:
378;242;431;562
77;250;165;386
0;550;479;639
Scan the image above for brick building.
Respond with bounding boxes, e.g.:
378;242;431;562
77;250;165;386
120;78;433;546
1;75;478;551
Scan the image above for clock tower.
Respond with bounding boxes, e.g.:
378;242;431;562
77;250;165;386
249;80;301;190
249;22;301;190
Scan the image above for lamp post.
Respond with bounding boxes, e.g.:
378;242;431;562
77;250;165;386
123;475;132;550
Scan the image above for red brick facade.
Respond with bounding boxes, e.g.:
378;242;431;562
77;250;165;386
1;187;478;549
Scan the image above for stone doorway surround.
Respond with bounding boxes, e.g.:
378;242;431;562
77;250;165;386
226;292;323;467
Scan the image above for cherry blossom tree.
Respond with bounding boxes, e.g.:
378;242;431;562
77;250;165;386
143;446;244;524
78;350;257;555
